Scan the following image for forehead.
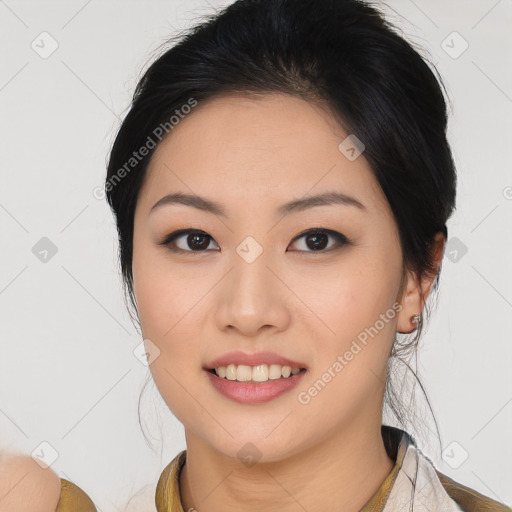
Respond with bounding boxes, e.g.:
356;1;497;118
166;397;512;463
138;92;386;215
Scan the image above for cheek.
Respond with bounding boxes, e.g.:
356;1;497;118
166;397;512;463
294;260;399;424
300;260;399;336
135;270;200;369
132;245;205;362
133;263;204;422
296;246;401;382
132;242;190;338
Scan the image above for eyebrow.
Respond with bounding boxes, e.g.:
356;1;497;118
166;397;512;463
149;191;366;218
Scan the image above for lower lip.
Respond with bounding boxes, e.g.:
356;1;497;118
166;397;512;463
205;369;306;404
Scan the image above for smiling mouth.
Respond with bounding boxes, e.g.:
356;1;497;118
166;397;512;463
206;366;307;384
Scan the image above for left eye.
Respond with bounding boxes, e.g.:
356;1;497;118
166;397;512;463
289;228;349;252
159;228;349;254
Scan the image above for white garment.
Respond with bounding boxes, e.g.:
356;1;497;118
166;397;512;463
384;435;464;512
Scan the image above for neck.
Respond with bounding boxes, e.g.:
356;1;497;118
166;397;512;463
179;420;395;512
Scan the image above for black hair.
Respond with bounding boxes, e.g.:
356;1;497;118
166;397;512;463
105;0;456;456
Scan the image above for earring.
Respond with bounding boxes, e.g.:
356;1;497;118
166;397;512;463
410;314;422;326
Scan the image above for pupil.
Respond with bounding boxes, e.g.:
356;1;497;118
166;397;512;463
188;233;209;250
307;233;327;250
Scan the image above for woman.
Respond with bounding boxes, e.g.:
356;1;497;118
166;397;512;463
1;0;509;511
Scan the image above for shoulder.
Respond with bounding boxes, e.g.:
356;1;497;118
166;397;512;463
435;469;512;512
0;454;96;512
0;453;61;511
57;478;97;512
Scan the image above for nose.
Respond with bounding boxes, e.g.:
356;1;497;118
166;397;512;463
215;248;291;337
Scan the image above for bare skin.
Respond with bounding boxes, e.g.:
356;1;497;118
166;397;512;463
131;92;445;512
0;454;61;512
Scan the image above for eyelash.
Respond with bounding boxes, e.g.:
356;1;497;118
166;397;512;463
158;228;350;256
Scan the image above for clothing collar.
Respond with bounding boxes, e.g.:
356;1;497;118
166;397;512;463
360;425;410;511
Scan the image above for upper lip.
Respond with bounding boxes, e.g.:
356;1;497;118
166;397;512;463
204;351;308;370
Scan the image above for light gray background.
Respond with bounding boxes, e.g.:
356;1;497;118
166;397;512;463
0;1;511;510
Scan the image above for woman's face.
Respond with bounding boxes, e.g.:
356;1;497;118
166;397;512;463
132;92;410;462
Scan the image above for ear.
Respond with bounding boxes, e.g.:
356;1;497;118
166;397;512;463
396;232;446;334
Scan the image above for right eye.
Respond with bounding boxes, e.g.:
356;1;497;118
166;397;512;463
159;229;220;255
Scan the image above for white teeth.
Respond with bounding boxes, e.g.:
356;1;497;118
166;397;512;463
236;365;252;382
268;364;283;380
213;363;303;382
252;364;268;382
226;364;237;380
